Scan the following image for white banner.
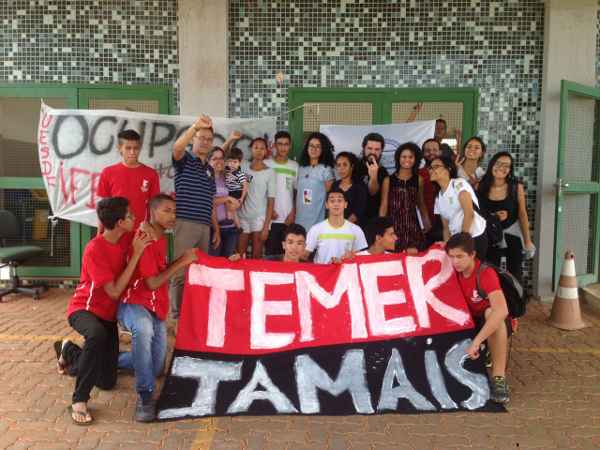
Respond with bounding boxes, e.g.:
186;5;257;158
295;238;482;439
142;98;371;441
37;103;276;227
320;121;436;173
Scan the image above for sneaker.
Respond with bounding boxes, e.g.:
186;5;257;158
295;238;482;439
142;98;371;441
135;397;156;422
490;376;510;404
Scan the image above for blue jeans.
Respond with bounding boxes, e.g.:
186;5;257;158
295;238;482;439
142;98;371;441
117;303;167;396
209;226;239;257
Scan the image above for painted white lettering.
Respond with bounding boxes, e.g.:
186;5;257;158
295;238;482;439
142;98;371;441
295;349;374;414
295;264;367;342
424;349;458;409
377;348;436;411
157;356;241;419
188;265;245;348
227;361;298;414
359;260;416;336
250;271;295;349
405;249;471;328
444;339;490;410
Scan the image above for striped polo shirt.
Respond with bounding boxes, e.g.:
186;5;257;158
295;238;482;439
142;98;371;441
173;151;216;225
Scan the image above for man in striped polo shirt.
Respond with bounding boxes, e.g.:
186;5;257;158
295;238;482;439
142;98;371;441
170;115;220;319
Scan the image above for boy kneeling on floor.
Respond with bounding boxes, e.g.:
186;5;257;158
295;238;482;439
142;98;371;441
56;197;152;425
446;232;511;404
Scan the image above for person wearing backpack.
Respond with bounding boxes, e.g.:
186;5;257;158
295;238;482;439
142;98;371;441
477;151;535;283
446;232;512;404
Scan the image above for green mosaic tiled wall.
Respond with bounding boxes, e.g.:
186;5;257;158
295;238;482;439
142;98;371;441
0;0;178;97
229;0;545;286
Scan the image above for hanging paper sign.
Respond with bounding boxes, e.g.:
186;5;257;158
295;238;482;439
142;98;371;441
37;103;276;227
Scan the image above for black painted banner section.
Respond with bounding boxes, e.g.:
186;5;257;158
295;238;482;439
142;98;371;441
156;329;505;420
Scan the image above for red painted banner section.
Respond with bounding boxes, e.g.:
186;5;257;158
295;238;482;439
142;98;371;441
176;246;474;355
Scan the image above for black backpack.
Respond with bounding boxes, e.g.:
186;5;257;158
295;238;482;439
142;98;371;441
475;262;527;318
475;182;520;246
476;208;504;246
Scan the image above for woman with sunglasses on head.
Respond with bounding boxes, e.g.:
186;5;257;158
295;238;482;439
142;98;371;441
477;152;535;283
428;154;488;260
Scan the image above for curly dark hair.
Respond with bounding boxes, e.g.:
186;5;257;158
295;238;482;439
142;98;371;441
298;132;335;168
394;142;422;178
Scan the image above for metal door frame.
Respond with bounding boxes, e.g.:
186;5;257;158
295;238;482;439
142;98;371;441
554;80;600;287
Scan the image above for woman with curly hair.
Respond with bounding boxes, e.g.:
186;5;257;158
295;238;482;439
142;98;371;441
295;132;335;231
379;142;430;253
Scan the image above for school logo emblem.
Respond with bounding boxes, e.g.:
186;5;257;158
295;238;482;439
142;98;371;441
471;289;483;303
141;179;149;192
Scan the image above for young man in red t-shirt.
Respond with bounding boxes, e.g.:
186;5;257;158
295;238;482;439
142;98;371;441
446;232;511;404
97;129;160;234
56;197;151;424
117;194;197;422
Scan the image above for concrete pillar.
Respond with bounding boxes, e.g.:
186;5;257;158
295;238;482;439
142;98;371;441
178;0;228;117
534;0;597;300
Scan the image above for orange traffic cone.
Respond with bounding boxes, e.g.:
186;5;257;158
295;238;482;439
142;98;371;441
549;251;586;330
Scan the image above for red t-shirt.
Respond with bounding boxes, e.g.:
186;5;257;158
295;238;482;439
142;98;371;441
97;163;160;229
419;167;436;221
121;235;169;321
67;235;126;322
457;260;502;317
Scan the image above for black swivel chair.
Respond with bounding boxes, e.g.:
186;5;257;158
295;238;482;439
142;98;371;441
0;210;47;301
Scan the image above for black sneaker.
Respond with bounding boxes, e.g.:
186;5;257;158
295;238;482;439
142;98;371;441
135;397;156;422
490;376;510;404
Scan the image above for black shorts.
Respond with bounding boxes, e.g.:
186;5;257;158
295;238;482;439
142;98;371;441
473;314;513;338
229;190;243;200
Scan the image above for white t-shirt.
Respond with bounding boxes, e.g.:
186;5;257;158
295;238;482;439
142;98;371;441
434;178;486;237
265;158;298;224
239;162;276;221
457;165;485;183
306;219;368;264
356;249;391;256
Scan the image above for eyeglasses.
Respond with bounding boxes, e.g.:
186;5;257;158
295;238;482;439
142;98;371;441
308;144;322;150
494;162;511;169
428;164;445;171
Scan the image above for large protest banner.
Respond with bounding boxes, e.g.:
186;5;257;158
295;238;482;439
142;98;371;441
37;103;276;227
157;248;504;419
320;121;435;174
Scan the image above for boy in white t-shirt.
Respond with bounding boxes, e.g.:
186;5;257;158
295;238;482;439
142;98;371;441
265;131;299;256
305;189;368;264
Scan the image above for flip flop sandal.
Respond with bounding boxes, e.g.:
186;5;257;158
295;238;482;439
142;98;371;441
69;406;93;426
53;340;68;375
